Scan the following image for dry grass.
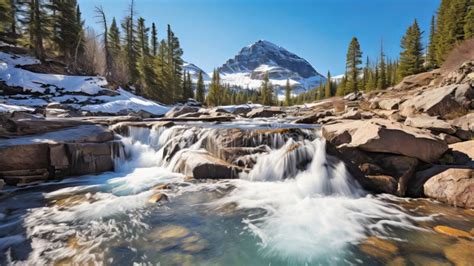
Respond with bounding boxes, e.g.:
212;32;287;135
441;38;474;73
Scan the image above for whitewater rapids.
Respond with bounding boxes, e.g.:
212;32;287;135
1;123;438;265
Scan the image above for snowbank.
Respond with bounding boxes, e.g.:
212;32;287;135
0;49;170;116
82;88;169;116
0;103;35;113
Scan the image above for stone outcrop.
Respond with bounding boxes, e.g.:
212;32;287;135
423;168;473;208
399;84;470;119
1;113;91;137
404;115;456;134
165;105;200;118
0;124;117;186
246;107;284;118
322;119;448;163
171;150;241;179
293;110;333;124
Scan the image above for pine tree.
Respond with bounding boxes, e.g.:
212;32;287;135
260;72;273;105
336;74;347;96
155;39;173;103
207;69;222;106
51;0;84;65
345;37;362;94
195;71;205;103
325;71;332;98
426;15;438;69
378;41;387;90
108;18;121;58
284;78;292;106
0;0;10;32
28;0;47;61
122;0;139;84
398;19;424;78
362;57;370;91
465;3;474;38
182;71;193;100
151;22;158;56
136;17;161;100
167;24;184;102
434;0;473;65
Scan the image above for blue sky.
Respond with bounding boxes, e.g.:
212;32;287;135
78;0;440;76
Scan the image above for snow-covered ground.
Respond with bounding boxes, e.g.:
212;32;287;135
0;48;169;116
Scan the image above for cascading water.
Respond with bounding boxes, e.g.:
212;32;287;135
1;122;472;265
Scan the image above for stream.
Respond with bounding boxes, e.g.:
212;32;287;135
0;120;473;265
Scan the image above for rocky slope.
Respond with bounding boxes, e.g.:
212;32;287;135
293;61;474;208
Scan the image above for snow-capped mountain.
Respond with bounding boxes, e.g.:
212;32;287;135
183;62;210;81
218;40;326;93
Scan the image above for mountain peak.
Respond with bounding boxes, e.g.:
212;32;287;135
219;40;322;80
248;39;280;49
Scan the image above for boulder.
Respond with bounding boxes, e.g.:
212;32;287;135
365;175;398;194
399;84;468;119
322;119;448;163
246;107;284;118
0;125;116;185
171;150;241;179
377;98;402;110
293;110;333;124
404;115;456;134
407;165;451;197
374;155;418;196
394;71;438;91
0;143;49;171
165;105;200;118
449;140;474;163
423;168;474;208
66;142;114;176
0;116;91;137
341;108;362;120
450;113;474;133
438;133;462;144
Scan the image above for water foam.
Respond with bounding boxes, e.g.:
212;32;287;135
215;138;428;263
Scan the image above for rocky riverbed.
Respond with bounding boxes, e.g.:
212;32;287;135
0;59;473;264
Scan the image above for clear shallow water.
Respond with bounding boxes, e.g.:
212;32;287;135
0;123;473;265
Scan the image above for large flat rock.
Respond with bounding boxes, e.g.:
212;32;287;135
0;124;116;186
322;118;448;163
0;124;114;147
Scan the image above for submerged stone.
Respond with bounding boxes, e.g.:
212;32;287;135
407;254;452;266
443;239;474;266
359;236;399;260
148;193;168;203
150;225;190;241
433;225;472;238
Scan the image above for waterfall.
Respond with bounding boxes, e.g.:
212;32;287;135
11;122;433;265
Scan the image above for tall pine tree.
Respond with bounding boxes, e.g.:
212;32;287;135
195;71;205;103
398;19;424;78
426;15;438;69
284;78;292;106
345;37;362;94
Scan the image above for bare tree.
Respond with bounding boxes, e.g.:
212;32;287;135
81;27;104;75
94;5;112;80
